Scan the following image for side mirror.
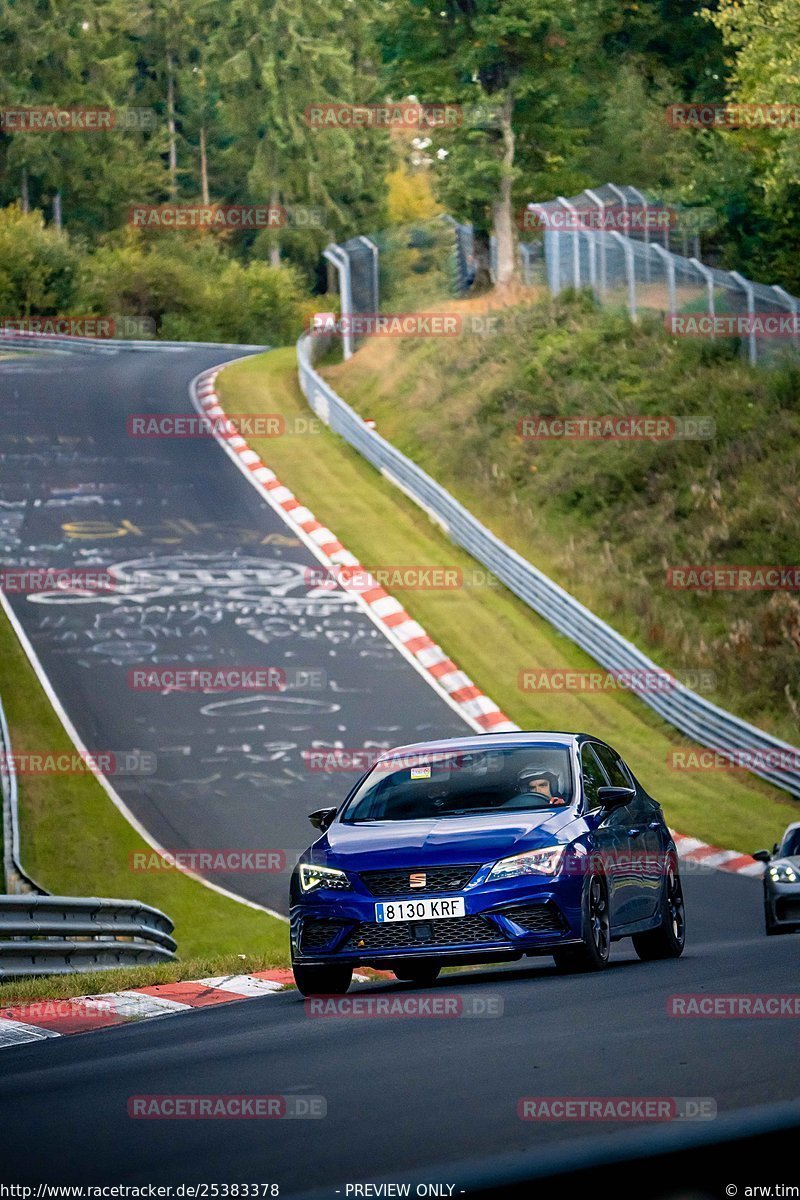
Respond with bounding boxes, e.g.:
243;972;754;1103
596;785;636;811
773;843;780;855
752;849;772;863
308;806;337;832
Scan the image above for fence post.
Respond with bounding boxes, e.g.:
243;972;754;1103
556;196;581;288
771;285;800;353
544;227;561;295
690;258;716;334
730;270;757;365
628;185;650;280
358;235;380;316
323;243;354;360
584;188;608;295
650;243;676;317
609;231;637;320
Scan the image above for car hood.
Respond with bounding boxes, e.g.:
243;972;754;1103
313;808;582;871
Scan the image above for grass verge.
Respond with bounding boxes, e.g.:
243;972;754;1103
218;346;798;853
0;953;293;1006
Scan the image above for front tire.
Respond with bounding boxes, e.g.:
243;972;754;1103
292;962;353;996
553;875;610;972
393;961;441;986
632;857;686;960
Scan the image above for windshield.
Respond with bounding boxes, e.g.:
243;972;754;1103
780;829;800;857
341;746;573;823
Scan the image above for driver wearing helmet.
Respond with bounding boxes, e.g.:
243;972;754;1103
516;764;568;806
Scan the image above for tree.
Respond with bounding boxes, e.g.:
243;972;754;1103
209;0;389;268
380;0;602;290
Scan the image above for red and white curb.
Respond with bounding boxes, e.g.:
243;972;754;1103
192;367;516;735
670;831;764;877
0;969;394;1049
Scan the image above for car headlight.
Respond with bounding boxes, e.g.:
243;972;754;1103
768;863;798;884
486;845;566;882
299;863;351;893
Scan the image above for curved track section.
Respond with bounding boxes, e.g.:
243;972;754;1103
0;344;467;911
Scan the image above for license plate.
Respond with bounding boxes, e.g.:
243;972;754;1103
375;897;465;923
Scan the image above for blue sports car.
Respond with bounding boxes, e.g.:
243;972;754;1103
290;731;686;995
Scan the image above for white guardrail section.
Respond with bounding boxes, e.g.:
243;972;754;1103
0;692;46;895
296;332;800;799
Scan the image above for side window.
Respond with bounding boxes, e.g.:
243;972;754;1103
593;742;633;789
580;743;610;809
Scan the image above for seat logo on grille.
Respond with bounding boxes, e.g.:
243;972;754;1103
409;872;427;889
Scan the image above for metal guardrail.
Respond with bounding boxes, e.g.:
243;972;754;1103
0;693;46;895
296;333;800;799
0;329;267;354
0;896;176;976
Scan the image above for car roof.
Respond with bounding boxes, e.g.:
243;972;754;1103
782;822;800;836
378;731;589;760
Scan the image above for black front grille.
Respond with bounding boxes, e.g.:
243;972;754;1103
342;914;503;951
498;903;567;934
776;899;800;923
301;921;348;952
359;864;481;897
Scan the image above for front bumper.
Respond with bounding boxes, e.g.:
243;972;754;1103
765;882;800;929
291;869;585;965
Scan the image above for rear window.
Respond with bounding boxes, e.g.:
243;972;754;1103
341;746;573;823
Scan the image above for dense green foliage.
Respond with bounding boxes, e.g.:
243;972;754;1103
1;0;796;309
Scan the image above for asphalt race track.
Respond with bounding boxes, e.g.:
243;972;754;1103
1;345;799;1194
0;344;467;911
0;866;798;1192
